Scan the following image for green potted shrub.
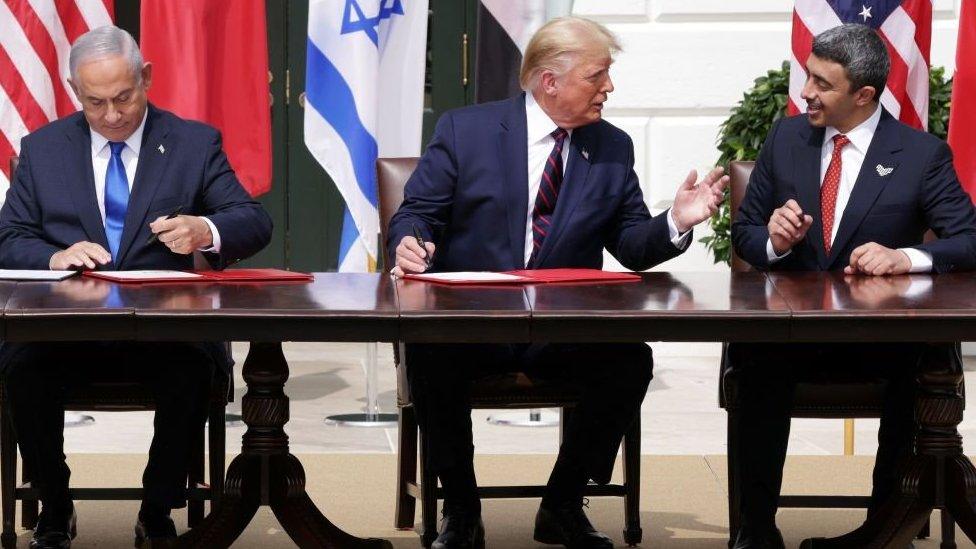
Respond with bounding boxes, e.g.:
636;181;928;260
700;62;953;265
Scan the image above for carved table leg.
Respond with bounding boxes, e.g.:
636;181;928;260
177;342;392;549
802;349;969;548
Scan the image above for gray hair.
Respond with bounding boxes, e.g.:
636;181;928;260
69;25;143;83
519;16;621;91
811;23;889;101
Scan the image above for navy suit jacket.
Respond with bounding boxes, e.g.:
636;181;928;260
733;109;976;272
0;104;273;371
388;93;686;272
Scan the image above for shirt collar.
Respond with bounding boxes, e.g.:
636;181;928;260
525;91;572;145
824;103;882;154
90;108;148;157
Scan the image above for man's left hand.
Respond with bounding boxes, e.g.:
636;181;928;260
671;166;729;233
844;242;911;275
149;215;213;254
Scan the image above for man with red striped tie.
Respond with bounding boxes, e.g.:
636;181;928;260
388;16;726;549
730;24;976;548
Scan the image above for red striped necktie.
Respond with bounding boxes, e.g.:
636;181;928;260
528;127;569;267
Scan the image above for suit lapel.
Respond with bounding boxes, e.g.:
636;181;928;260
498;94;529;269
61;115;110;250
827;110;902;267
115;105;173;268
792;122;829;269
533;124;592;267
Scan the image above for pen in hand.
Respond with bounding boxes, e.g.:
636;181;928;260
412;224;433;270
146;205;184;244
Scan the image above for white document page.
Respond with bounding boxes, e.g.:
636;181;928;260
90;270;204;281
0;270;78;281
406;272;527;283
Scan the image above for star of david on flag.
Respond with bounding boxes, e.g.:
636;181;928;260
305;0;428;272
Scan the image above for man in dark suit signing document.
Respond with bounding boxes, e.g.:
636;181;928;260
0;25;272;548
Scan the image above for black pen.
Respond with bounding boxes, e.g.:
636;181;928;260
412;224;432;269
146;205;184;244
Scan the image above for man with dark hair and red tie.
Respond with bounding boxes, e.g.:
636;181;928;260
729;23;976;548
388;16;726;549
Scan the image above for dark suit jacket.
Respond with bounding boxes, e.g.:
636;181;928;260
387;93;686;271
733;109;976;272
0;104;273;372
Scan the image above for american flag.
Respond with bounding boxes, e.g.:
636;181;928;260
789;0;931;130
0;0;113;194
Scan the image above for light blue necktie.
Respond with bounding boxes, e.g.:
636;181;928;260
104;141;130;261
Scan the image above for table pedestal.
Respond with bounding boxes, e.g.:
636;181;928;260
802;356;976;549
178;342;391;548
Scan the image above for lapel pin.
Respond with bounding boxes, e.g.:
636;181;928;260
875;164;893;177
581;149;589;161
158;144;165;155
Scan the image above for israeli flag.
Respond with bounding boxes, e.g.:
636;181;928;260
305;0;428;271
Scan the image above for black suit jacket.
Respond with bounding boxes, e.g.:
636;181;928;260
733;110;976;272
0;104;273;372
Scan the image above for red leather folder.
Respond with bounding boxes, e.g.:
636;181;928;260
84;268;313;283
403;268;640;285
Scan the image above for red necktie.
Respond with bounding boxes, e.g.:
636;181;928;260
821;134;850;255
528;128;569;267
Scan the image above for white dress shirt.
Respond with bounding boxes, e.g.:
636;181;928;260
524;92;688;267
90;111;221;253
767;104;931;271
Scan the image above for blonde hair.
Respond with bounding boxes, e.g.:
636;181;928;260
519;16;621;91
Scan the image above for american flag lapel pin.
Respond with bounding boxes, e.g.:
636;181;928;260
158;144;165;155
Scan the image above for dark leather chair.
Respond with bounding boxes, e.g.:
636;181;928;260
720;160;953;545
378;157;643;548
0;157;229;548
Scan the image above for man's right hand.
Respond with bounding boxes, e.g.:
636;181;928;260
49;241;112;270
768;199;814;255
391;236;435;277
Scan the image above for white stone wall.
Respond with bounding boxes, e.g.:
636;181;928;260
572;0;962;271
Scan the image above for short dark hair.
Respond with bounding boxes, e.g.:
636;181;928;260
811;23;890;101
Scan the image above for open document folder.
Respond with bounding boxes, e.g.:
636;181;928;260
402;268;640;285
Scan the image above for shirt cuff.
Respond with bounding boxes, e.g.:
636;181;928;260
900;247;933;273
199;217;221;254
667;208;692;249
766;238;791;263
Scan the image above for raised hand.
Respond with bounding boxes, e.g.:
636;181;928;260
671;167;729;232
768;199;814;255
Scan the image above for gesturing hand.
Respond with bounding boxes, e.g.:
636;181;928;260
670;167;729;233
391;236;435;277
149;215;213;255
768;199;814;255
49;241;112;270
844;242;911;276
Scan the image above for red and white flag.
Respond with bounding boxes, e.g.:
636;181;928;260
0;0;113;195
140;0;271;197
788;0;931;130
948;0;976;202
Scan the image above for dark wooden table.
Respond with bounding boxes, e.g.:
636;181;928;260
2;271;975;548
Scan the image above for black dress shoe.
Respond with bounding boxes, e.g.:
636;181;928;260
732;525;786;549
134;510;177;548
30;504;77;549
534;501;614;549
431;505;485;549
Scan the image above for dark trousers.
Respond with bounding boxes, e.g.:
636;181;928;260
405;342;653;507
726;342;947;530
3;342;214;510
